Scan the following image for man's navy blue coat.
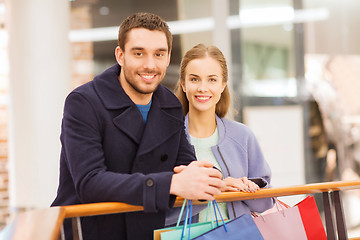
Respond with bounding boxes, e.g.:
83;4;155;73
52;64;195;239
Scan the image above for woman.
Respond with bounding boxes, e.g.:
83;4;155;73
171;43;273;223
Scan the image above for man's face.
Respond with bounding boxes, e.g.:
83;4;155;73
116;28;171;103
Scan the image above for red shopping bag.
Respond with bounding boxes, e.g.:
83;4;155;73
253;196;327;240
296;196;327;240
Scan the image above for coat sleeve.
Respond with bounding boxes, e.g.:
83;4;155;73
175;124;196;166
165;118;196;208
61;92;188;212
243;130;275;213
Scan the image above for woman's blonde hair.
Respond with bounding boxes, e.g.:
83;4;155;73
175;44;230;117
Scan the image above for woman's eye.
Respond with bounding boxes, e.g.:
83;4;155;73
209;78;217;82
190;78;198;82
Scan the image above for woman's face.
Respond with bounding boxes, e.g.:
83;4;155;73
182;56;226;114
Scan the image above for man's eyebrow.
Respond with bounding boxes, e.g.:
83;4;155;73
129;47;168;52
130;47;144;51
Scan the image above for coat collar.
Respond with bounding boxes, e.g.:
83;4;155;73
136;95;183;155
93;64;183;151
93;64;132;110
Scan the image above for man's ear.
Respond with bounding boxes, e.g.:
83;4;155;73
115;46;124;66
166;50;171;67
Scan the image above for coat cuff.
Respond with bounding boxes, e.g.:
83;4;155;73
249;177;268;188
143;172;174;212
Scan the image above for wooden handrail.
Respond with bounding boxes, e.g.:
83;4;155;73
63;180;360;218
0;207;65;240
2;180;360;240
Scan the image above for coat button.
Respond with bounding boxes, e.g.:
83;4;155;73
146;179;154;187
160;154;168;162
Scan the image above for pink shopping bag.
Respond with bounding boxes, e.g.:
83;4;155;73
253;196;327;240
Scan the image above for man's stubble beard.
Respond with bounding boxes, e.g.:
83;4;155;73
122;66;163;95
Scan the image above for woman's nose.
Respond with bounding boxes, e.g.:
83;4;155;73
197;81;208;92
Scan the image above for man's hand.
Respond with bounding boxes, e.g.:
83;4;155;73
223;176;259;192
170;160;225;200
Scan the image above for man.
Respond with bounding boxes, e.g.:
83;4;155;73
52;12;224;240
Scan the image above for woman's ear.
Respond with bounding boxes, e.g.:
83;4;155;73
181;81;186;92
221;81;227;93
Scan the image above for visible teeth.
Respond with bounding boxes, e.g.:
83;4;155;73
141;75;155;79
197;96;210;100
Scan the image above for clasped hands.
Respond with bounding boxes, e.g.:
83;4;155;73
170;160;259;201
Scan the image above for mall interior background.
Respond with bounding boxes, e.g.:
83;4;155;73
1;0;360;234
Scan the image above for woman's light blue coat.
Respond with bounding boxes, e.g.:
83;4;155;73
166;114;274;225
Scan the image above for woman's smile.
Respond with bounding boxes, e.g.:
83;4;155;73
195;95;212;103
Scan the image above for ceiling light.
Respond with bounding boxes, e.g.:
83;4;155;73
99;6;109;16
0;3;6;14
69;8;329;42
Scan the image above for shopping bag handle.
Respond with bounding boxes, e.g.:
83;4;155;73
180;200;228;240
180;199;193;240
251;197;290;218
176;199;188;227
176;199;216;228
213;200;228;231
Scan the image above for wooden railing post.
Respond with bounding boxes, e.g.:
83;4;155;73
323;191;336;240
59;225;65;240
72;217;83;240
333;191;348;240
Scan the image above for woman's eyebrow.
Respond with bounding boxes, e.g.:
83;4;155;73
189;73;199;77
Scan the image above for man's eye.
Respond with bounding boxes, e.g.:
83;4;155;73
156;53;164;57
135;52;142;56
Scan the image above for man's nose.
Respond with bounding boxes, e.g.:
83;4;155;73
143;56;156;70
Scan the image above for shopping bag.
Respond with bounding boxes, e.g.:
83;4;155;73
192;200;264;240
296;196;327;240
253;196;327;240
253;199;308;239
193;213;264;240
154;221;215;240
154;200;227;240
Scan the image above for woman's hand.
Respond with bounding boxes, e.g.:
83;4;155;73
222;177;259;192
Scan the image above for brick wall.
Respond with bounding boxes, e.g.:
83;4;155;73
0;105;9;229
71;5;94;89
0;5;9;227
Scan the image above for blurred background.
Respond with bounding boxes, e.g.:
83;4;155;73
1;0;360;235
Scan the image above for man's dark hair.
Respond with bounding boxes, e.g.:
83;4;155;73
118;12;172;53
